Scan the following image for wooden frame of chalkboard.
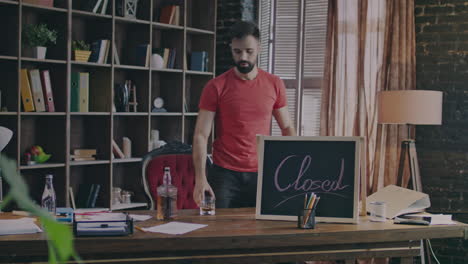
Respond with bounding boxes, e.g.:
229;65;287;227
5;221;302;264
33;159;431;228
255;136;365;224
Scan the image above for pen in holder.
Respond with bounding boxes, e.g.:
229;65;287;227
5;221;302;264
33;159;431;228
298;208;316;229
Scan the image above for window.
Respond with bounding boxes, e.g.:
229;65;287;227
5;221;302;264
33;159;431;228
259;0;328;136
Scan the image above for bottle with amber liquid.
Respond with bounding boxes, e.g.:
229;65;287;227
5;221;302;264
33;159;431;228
156;167;177;220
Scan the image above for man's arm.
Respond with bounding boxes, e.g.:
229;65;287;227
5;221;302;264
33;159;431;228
273;106;297;136
192;109;216;205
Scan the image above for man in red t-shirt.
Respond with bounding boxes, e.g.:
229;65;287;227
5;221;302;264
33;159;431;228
193;21;296;208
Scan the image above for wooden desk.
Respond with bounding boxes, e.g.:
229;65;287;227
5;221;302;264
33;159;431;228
0;208;467;263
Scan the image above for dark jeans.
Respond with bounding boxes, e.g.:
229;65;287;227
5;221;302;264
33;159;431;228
208;164;258;208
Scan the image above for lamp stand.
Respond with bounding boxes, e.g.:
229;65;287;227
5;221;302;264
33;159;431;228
397;140;422;191
397;138;432;264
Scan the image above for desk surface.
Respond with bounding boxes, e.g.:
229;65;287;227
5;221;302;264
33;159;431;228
1;208;467;263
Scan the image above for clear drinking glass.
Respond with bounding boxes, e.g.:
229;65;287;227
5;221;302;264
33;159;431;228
200;193;215;216
369;201;387;222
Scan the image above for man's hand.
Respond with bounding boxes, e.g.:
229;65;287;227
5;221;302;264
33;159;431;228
193;179;215;206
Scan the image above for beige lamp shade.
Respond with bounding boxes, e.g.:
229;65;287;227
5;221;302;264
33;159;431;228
377;90;443;125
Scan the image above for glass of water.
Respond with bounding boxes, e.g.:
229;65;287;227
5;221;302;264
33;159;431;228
200;193;215;216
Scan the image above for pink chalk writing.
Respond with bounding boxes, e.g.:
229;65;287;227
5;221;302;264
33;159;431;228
273;155;350;208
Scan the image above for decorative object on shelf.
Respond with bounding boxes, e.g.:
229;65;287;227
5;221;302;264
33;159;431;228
0;126;13;152
22;24;57;59
151;53;164;69
23;0;54;7
112;140;125;159
114;83;129;112
112;187;122;205
116;0;139;18
72;40;92;62
128;81;138;112
122;137;131;158
151;97;167;113
26;145;52;164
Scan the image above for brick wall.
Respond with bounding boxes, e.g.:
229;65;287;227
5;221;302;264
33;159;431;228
415;0;468;263
216;0;257;76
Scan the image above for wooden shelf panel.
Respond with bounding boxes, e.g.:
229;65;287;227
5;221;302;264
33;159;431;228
151;115;182;143
70;115;111;159
151;68;183;73
186;27;215;35
0;55;18;61
112;158;143;164
20;112;66;116
0;112;18;115
20;163;65;170
111;202;147;211
0;0;18;6
72;9;112;19
113;115;149;157
185;70;214;76
152;22;184;31
21;57;66;64
115;16;151;25
71;61;112;68
150;112;183;116
70;112;111;116
112;162;147;204
21;3;67;13
114;64;149;71
0;60;18;112
70;160;110;166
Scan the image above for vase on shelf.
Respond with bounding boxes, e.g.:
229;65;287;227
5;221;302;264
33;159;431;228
32;46;47;59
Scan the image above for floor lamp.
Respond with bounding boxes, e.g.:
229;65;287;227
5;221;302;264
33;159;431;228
377;90;443;192
378;90;443;264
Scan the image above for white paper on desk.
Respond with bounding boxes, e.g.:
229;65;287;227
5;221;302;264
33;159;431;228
404;213;456;225
0;218;42;236
130;214;152;222
367;185;430;219
142;221;207;235
75;212;127;221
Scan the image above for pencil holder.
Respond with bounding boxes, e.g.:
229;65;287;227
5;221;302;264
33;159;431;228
298;208;316;229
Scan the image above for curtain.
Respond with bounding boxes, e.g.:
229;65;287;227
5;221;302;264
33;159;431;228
317;0;416;263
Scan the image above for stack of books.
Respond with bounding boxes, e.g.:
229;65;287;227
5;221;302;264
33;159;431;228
71;149;96;161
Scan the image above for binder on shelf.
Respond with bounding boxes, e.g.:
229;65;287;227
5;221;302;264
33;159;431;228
28;69;46;112
159;5;176;24
40;70;55;112
70;72;80;112
20;69;35;112
79;72;89;112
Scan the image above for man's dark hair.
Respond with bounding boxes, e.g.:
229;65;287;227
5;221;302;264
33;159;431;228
229;21;260;41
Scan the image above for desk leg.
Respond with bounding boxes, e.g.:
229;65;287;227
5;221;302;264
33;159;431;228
401;257;413;264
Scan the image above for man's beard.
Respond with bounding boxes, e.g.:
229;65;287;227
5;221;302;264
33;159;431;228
235;60;255;74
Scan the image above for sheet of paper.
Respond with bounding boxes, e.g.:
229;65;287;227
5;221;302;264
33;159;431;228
75;212;127;221
404;213;456;225
142;221;207;235
130;214;152;222
0;218;42;236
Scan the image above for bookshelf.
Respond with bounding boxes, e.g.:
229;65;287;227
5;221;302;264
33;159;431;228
0;0;217;210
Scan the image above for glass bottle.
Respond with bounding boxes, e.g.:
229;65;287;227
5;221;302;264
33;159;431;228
41;174;56;215
156;167;177;220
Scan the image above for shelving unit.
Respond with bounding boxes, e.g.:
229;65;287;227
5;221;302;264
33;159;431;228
0;0;216;210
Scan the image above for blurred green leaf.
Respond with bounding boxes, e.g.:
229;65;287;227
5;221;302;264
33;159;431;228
0;154;80;263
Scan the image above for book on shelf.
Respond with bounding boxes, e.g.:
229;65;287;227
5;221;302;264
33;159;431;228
89;39;110;64
20;69;35;112
135;44;151;67
113;44;120;65
73;149;97;157
112;139;125;159
39;70;55;112
190;51;209;72
76;183;101;208
159;5;176;24
83;0;108;14
28;69;46;112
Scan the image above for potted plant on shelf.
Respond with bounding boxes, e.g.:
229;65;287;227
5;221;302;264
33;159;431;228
72;40;92;62
22;24;57;59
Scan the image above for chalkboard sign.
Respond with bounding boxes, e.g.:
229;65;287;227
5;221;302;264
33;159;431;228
255;136;364;223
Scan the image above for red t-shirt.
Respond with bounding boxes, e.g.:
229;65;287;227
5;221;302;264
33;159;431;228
199;68;287;172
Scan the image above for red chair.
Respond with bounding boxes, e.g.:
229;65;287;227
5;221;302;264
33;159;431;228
142;141;208;210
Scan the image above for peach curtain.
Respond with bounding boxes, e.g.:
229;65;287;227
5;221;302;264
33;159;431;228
317;0;416;263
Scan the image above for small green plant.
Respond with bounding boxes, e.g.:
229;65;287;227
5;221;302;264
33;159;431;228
72;40;90;51
22;24;58;47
